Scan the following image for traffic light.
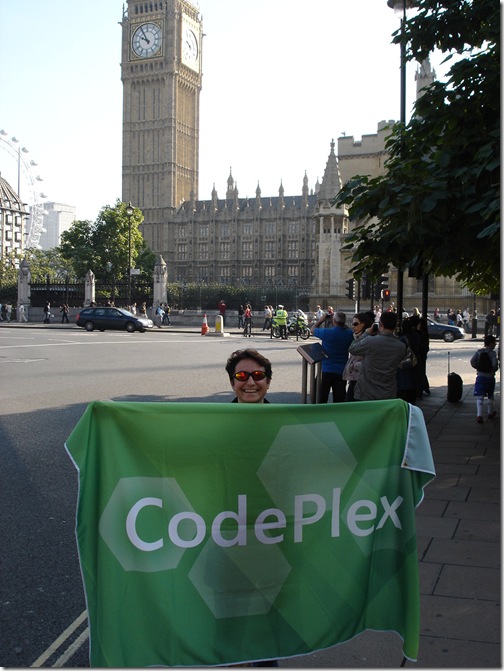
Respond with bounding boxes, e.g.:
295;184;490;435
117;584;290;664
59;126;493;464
361;273;370;300
381;288;391;300
374;275;389;299
346;278;356;300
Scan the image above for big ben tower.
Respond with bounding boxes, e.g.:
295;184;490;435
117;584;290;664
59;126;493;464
120;0;202;251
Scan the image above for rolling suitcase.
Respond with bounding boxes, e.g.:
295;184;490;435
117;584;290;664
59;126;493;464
447;351;463;402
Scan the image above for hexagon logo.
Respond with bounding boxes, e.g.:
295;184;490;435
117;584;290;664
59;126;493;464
188;538;292;618
257;421;357;512
99;477;195;572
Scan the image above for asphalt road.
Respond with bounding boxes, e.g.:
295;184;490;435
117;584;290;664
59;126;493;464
0;327;478;667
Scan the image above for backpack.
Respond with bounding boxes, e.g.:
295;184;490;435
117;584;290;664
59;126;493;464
477;351;493;373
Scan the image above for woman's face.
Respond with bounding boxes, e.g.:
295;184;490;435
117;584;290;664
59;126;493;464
230;357;270;403
352;317;366;335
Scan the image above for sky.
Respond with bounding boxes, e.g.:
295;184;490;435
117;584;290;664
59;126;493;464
0;0;449;222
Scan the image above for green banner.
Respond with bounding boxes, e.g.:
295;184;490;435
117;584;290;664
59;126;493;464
65;399;435;667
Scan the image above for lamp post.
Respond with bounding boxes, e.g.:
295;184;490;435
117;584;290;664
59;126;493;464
387;0;413;322
125;202;134;308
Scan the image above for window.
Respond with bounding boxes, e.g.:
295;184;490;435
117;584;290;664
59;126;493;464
287;241;299;258
199;224;208;237
265;241;275;259
221;223;230;237
178;225;187;237
242;241;253;259
199;243;208;260
265;222;275;235
220;242;230;259
265;266;276;279
178;243;187;260
288;221;298;235
243;223;253;235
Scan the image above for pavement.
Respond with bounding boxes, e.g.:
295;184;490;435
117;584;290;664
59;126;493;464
2;321;501;667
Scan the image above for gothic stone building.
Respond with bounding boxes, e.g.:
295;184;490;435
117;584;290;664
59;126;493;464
120;1;482;313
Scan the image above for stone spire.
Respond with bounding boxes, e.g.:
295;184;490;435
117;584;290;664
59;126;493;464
226;168;234;199
302;171;309;206
318;139;342;202
416;57;435;100
255;182;262;210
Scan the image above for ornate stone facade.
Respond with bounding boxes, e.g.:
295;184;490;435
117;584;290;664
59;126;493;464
0;175;28;259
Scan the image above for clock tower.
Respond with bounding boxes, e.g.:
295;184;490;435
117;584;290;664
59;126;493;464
121;0;202;251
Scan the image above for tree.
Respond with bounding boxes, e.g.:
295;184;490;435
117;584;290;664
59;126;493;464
0;248;74;285
336;0;499;295
59;200;150;281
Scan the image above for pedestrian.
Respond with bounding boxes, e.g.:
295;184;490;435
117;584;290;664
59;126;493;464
433;307;440;321
311;311;354;403
343;311;375;401
155;304;164;328
18;303;28;323
315;305;324;320
43;301;51;324
396;317;422;405
470;335;499;423
243;304;252;337
348;311;407;401
262;305;272;331
416;316;431;397
139;302;147;318
5;301;13;322
485;309;496;338
324;306;335;327
0;302;3;321
274;304;288;339
162;304;171;325
60;304;70;323
462;307;471;333
237;305;244;329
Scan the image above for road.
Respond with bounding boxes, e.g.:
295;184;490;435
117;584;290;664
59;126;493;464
0;327;479;667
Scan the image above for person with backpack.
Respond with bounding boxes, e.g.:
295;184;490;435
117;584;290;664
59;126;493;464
470;335;499;423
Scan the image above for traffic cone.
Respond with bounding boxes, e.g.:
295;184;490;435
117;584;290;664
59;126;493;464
201;313;209;335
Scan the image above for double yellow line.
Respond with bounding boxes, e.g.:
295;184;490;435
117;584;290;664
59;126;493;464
31;610;88;668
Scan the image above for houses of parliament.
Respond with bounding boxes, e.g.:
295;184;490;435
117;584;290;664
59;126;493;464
121;0;471;309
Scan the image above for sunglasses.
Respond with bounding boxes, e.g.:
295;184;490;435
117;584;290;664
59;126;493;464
352;322;362;327
233;370;267;382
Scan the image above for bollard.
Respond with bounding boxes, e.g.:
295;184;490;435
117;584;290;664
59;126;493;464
471;318;478;339
215;315;223;333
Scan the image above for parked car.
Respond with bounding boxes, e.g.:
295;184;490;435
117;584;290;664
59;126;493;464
75;307;154;333
426;317;465;342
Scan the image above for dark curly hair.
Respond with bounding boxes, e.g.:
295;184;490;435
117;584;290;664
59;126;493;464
225;349;273;381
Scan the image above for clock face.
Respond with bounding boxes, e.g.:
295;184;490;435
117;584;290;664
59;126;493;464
182;27;199;63
132;22;162;58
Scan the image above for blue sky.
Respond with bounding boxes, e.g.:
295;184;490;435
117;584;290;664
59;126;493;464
0;1;448;222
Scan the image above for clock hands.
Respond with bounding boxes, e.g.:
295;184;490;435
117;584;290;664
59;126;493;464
139;25;151;45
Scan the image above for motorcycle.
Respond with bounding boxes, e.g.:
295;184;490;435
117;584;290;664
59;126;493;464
271;312;310;340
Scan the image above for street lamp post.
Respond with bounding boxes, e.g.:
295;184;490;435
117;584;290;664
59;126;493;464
387;0;413;322
125;202;134;308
